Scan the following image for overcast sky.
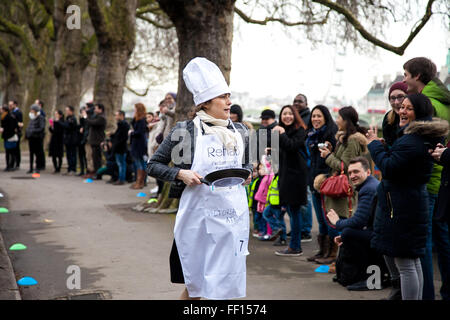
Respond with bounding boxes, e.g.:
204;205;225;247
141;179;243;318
135;2;449;112
229;9;449;107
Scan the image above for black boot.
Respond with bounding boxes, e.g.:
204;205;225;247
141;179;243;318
382;278;402;300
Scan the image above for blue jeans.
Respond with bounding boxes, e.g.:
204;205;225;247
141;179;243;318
133;156;146;171
263;205;286;240
421;193;450;300
287;205;303;251
254;211;267;235
311;191;340;239
115;153;127;182
301;187;313;234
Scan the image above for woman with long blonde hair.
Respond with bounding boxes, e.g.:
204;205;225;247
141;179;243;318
130;102;148;189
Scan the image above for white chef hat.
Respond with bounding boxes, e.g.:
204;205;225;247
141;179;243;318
182;57;231;106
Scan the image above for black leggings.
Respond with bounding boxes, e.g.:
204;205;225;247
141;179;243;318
78;144;86;174
5;149;16;169
52;155;62;172
28;137;45;171
13;137;21;167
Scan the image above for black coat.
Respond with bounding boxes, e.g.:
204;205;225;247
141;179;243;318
278;125;308;207
11;108;23;137
306;125;338;189
25;115;45;139
86;113;106;145
299;108;311;126
130;118;148;159
48;121;64;157
368;119;448;258
1;113;18;140
382;111;400;147
435;146;450;223
111;120;130;155
61;115;79;145
78;117;88;145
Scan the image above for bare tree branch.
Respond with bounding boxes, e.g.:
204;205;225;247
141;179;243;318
125;84;150;96
136;13;173;29
136;2;165;16
86;0;110;45
311;0;436;55
234;6;331;26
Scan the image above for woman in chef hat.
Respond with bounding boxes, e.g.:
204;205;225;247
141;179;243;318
147;57;253;300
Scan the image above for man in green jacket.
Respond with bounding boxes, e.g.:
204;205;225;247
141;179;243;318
403;56;450;300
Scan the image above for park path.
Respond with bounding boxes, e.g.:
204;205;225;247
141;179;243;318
0;154;400;300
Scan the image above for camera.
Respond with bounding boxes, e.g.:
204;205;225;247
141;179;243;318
318;143;328;149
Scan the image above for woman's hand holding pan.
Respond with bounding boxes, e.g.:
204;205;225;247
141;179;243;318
177;169;203;186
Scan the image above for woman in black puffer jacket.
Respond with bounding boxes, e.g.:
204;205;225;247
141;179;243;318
1;105;19;171
367;93;449;300
272;105;309;257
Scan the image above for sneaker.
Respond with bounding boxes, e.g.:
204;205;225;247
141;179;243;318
273;238;287;246
301;233;312;243
252;231;260;238
286;231;291;238
258;234;271;241
269;229;283;241
275;248;303;256
150;186;159;194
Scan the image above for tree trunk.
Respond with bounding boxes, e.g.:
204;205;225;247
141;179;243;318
93;47;131;127
0;36;25;105
157;0;235;122
2;67;23;106
53;0;94;113
143;1;235;213
87;0;138;131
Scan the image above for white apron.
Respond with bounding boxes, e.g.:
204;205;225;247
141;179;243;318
174;116;250;300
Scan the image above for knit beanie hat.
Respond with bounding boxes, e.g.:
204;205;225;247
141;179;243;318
167;92;177;100
388;82;408;98
30;104;40;112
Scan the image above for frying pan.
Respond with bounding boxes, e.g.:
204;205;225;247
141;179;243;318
200;168;251;188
